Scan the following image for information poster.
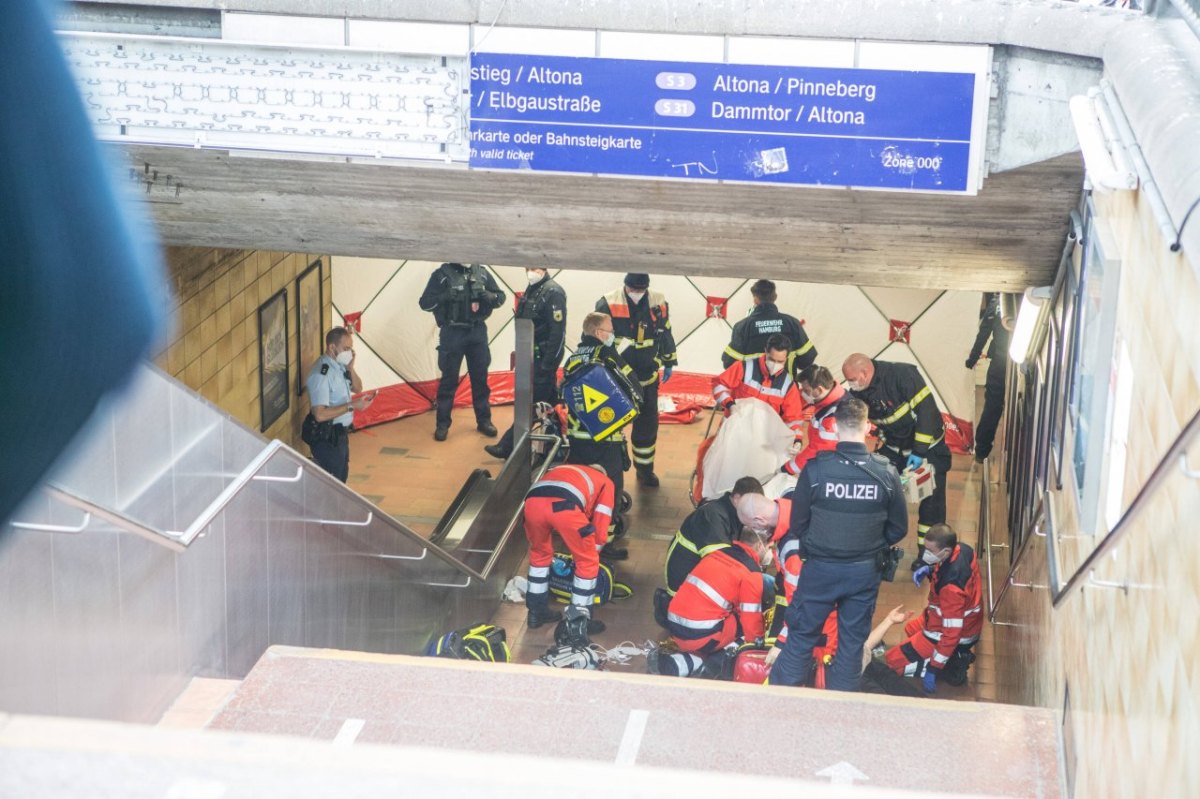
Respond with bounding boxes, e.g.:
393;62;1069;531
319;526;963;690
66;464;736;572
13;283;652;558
470;53;978;192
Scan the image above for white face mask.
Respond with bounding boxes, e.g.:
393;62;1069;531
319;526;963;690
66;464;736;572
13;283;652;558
625;290;646;303
335;349;353;366
846;380;865;392
921;549;943;565
527;270;545;284
767;360;786;376
603;333;616;347
759;547;774;568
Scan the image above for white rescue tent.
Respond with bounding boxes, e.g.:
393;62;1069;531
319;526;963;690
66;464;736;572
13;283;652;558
329;258;980;452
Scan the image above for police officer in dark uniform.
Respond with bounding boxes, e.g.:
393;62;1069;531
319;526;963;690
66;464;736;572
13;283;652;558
305;327;373;482
843;352;953;569
418;262;506;441
595;273;677;488
722;279;817;375
966;293;1010;463
485;267;567;460
562;311;643;559
768;398;908;692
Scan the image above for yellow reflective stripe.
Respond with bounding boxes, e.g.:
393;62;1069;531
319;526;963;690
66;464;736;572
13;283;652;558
910;386;931;406
876;401;913;426
794;339;814;355
724;344;744;359
699;542;728;556
673;531;699;554
913;432;935;444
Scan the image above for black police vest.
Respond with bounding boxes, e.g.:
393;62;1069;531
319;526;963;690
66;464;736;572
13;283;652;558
801;450;896;561
438;263;489;327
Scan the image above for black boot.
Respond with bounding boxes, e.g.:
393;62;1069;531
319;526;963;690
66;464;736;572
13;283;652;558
636;467;660;488
527;606;562;629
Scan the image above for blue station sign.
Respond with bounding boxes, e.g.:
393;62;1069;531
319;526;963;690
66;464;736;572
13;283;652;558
469;53;979;192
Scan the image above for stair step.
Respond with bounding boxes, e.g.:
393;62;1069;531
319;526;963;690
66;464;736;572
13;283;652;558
209;645;1061;796
158;677;241;729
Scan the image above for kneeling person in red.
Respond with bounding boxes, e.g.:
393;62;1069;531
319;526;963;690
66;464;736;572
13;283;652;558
523;464;615;641
884;523;982;691
651;529;773;678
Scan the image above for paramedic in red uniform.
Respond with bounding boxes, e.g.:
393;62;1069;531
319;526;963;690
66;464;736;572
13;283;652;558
781;365;846;476
885;523;983;691
712;333;806;437
649;529;773;678
522;463;615;639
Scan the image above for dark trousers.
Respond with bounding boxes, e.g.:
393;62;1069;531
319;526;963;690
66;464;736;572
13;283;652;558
974;357;1007;459
497;365;558;457
631;380;659;472
566;436;626;535
883;440;952;546
436;324;492;429
311;428;349;482
768;558;882;691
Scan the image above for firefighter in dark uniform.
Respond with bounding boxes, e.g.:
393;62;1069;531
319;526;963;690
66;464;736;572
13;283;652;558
595;273;678;488
768;398;908;692
722;279;817;377
418;262;506;442
562;311;643;559
966;292;1010;463
663;476;764;595
485;268;567;460
843;352;953;570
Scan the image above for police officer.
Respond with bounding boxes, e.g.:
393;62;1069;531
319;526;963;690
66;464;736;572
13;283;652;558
722;279;817;375
305;327;373;482
485;267;567;460
418;262;506;442
768;398;908;692
562;312;643;559
842;353;953;569
595;273;677;488
966;293;1010;463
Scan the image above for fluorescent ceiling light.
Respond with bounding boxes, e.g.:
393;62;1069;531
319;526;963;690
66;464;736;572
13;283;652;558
1009;286;1054;365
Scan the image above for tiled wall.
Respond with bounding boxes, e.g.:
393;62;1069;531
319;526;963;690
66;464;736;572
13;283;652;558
996;187;1200;796
154;247;331;446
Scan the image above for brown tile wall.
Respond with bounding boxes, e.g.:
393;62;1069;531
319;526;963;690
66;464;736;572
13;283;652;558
153;247;331;446
996;187;1200;796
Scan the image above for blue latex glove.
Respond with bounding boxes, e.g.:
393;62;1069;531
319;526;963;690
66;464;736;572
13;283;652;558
906;453;925;472
913;565;932;587
662;367;673;383
923;668;938;693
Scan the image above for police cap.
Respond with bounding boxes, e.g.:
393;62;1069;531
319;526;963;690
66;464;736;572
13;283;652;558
624;273;650;289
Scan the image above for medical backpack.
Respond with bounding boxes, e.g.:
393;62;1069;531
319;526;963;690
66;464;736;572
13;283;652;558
559;362;639;441
548;552;633;605
426;623;511;663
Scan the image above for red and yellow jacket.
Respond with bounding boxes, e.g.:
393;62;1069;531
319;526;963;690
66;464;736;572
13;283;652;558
783;383;847;475
666;541;765;643
712;355;805;435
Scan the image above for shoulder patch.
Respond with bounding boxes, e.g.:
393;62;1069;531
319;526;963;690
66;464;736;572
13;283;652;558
553;309;563;322
320;364;329;375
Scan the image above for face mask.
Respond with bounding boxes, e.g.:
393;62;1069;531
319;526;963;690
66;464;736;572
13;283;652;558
626;290;646;303
767;360;785;376
921;549;943;565
759;547;774;568
801;390;816;404
335;349;353;366
846;380;865;392
527;270;545;284
603;333;616;347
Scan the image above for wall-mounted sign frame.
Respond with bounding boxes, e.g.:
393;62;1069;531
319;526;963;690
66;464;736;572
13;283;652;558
258;287;290;431
296;258;324;395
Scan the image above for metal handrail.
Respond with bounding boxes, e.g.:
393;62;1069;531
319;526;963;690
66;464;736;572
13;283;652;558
1049;406;1200;608
988;490;1047;625
42;486;186;553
